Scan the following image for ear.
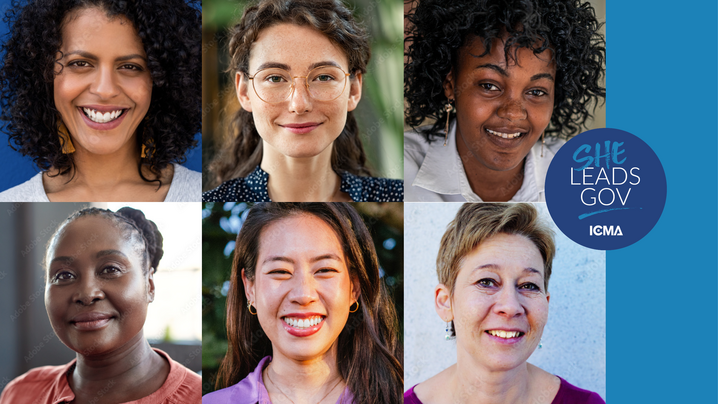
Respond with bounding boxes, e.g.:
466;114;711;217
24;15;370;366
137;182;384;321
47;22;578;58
236;72;253;112
241;268;256;304
146;271;155;303
435;283;452;322
350;275;361;303
346;72;363;112
443;70;455;100
546;291;550;304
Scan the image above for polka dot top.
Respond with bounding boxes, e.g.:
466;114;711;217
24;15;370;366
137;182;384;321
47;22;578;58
202;165;404;202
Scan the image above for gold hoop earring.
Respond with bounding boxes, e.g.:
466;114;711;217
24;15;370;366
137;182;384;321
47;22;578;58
247;301;257;315
443;100;454;146
57;118;75;154
349;301;359;313
540;132;545;158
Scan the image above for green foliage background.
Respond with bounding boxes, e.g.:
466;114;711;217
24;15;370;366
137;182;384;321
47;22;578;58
201;202;404;395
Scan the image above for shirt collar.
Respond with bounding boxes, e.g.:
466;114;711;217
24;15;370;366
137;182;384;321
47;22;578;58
411;122;543;202
250;166;362;202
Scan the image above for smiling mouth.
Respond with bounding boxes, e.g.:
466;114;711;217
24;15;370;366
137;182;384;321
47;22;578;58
486;330;525;339
283;316;325;329
81;107;127;124
486;128;524;139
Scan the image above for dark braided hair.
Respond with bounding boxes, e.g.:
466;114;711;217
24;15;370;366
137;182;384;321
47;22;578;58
49;207;164;274
0;0;201;185
405;0;606;142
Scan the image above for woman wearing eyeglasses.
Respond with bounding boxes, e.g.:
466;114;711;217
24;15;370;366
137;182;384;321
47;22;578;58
202;0;403;202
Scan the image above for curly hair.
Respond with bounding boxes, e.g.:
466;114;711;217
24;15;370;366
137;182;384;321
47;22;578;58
405;0;605;141
208;0;373;187
0;0;201;184
46;206;164;275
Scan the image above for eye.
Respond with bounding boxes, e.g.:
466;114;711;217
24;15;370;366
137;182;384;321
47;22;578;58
477;278;497;287
120;63;144;72
268;268;291;275
67;60;92;68
519;282;541;291
100;265;122;275
478;83;500;92
265;75;287;84
314;74;335;82
527;89;548;97
52;271;76;282
316;268;338;274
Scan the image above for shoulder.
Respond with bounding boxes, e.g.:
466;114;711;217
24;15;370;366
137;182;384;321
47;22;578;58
202;166;268;202
411;364;454;404
341;173;404;202
203;356;271;404
553;376;605;404
0;172;48;202
404;128;431;163
165;164;202;202
404;385;424;404
0;363;72;404
148;349;201;403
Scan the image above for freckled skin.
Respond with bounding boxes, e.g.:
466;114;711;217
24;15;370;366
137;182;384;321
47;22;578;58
447;233;549;372
54;7;152;156
45;216;152;357
243;214;358;364
236;23;362;161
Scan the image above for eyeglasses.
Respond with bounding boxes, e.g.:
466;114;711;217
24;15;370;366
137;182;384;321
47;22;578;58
248;66;351;104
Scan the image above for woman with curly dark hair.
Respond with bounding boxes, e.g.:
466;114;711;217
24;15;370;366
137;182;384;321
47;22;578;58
0;206;200;404
202;0;403;203
404;0;605;202
203;203;403;404
0;0;201;202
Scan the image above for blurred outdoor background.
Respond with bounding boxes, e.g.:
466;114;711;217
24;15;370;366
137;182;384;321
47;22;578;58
202;0;404;191
201;202;404;395
0;202;202;391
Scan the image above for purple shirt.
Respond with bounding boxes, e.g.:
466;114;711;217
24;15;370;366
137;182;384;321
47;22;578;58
404;377;605;404
203;356;354;404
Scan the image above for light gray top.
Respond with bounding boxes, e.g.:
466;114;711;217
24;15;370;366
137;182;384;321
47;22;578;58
404;122;565;202
0;164;201;202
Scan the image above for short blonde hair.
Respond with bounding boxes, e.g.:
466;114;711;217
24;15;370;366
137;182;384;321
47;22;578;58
437;203;555;295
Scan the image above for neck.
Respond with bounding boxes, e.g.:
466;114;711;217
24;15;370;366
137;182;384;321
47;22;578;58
456;127;525;202
265;346;345;403
449;352;531;404
72;332;157;386
64;144;147;188
261;142;346;202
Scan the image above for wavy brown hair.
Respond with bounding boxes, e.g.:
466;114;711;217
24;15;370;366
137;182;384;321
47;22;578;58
215;203;403;404
208;0;373;188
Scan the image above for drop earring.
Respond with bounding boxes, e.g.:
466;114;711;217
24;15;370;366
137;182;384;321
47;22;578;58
443;100;454;146
445;321;453;340
57;118;75;154
540;132;545;158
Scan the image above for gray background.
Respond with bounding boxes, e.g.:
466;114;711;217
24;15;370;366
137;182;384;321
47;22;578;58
404;202;606;400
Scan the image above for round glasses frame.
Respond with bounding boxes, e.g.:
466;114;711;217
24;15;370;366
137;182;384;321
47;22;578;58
247;66;352;104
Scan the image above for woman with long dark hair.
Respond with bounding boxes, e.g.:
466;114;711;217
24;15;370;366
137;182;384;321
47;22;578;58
203;203;403;404
202;0;403;202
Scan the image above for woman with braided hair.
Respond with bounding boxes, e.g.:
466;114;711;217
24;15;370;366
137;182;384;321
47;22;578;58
0;207;200;404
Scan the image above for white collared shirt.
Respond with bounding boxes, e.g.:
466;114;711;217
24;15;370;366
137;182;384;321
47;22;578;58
404;123;565;202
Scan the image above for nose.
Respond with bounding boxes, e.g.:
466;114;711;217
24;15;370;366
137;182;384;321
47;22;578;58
497;95;527;122
288;269;318;306
89;66;120;100
287;76;313;114
73;275;105;305
492;286;525;317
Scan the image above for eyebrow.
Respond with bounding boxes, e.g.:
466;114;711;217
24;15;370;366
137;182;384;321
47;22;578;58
62;50;147;62
254;60;343;72
474;264;543;276
475;63;555;82
96;249;129;259
262;253;343;265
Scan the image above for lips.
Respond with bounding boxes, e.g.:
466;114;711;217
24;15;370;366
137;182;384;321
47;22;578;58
485;328;526;344
281;312;326;337
485;127;528;140
77;105;129;130
280;122;322;135
70;312;114;331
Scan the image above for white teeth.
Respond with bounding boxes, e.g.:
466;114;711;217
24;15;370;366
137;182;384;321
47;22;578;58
82;108;123;124
487;330;522;339
486;128;522;139
284;316;323;329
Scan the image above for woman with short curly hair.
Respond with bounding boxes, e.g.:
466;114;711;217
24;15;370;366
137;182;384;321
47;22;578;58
404;0;605;202
0;0;201;202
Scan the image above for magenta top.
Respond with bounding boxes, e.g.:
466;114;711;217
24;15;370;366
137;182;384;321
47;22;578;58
404;377;604;404
203;356;354;404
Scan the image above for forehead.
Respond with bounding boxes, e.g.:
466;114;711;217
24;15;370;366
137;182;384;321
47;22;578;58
459;233;545;279
248;23;349;72
258;214;345;262
49;216;136;258
457;35;555;74
60;7;145;54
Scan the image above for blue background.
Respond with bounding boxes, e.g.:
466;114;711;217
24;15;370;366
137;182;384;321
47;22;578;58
607;1;717;402
0;0;201;192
